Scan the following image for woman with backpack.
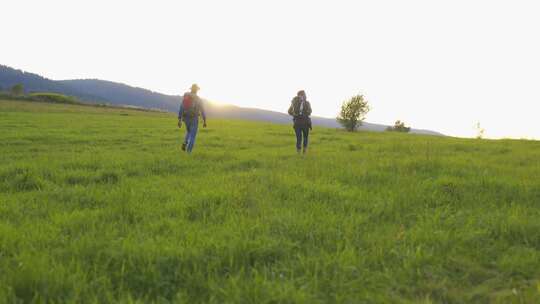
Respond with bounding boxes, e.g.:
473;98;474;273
288;90;312;154
178;84;207;153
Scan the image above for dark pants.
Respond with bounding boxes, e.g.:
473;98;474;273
294;127;309;150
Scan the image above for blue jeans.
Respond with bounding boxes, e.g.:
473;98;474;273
294;127;309;150
183;118;199;153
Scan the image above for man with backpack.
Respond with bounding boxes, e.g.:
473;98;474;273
178;84;207;153
288;90;312;154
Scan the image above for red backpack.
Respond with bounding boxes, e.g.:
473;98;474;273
182;94;196;118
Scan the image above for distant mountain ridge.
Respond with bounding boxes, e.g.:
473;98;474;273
58;79;180;111
0;64;443;135
0;65;107;102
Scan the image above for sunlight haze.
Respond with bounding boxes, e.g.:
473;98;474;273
2;0;539;139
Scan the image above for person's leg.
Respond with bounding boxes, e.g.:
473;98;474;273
302;127;309;153
294;127;302;153
187;120;199;153
181;119;191;151
184;120;191;141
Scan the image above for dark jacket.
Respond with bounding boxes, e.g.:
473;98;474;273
288;97;312;129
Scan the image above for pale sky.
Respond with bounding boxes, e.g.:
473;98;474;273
2;0;539;139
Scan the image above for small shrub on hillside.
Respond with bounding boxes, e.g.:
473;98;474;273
29;93;80;105
10;84;24;95
386;120;411;133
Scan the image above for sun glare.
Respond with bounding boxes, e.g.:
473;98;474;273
206;100;228;107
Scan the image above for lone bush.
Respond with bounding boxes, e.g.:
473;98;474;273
337;94;370;132
386;120;411;133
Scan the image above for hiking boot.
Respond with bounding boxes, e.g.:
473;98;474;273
297;149;301;154
181;142;187;151
303;148;308;154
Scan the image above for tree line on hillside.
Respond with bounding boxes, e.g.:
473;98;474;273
0;83;82;105
0;83;25;95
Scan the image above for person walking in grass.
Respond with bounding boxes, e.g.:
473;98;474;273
178;84;207;153
288;90;312;154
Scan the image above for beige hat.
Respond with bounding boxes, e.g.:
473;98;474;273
190;84;200;91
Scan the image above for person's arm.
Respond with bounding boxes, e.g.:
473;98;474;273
305;101;312;116
200;100;207;127
177;98;184;128
288;99;295;116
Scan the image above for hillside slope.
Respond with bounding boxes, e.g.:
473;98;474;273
1;99;538;303
0;65;442;135
205;103;443;135
0;65;107;102
58;79;180;111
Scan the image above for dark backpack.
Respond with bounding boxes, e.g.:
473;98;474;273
292;98;310;117
290;98;312;129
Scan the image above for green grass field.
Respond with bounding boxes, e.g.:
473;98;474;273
1;99;539;303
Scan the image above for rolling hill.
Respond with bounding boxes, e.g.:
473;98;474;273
0;64;442;135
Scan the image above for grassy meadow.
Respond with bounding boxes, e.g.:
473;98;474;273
1;99;540;303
